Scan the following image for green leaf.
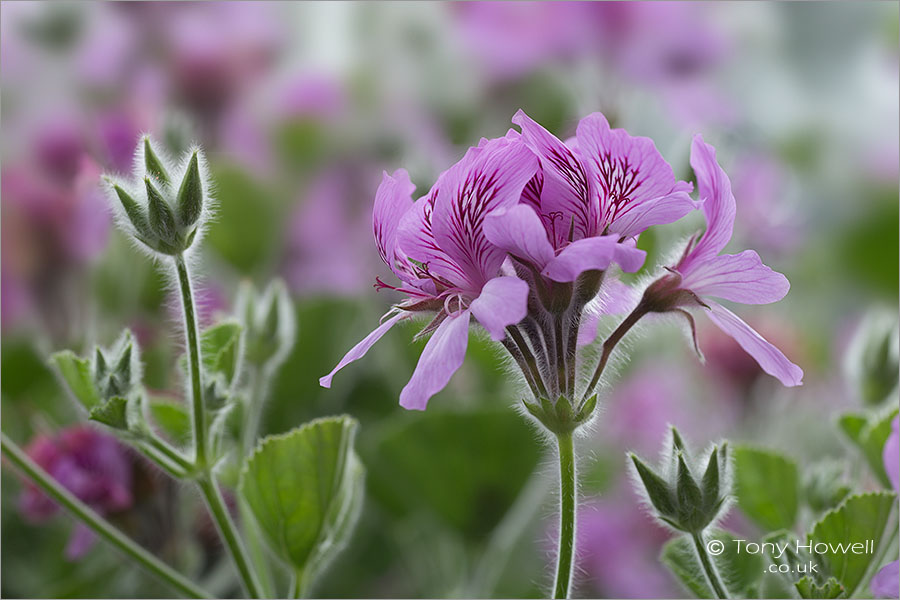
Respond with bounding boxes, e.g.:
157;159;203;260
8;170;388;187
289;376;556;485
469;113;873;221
89;397;129;430
365;409;541;538
794;576;844;599
807;491;897;596
838;408;899;487
200;321;243;385
148;398;191;446
661;530;763;598
734;446;799;531
51;351;101;410
240;416;364;590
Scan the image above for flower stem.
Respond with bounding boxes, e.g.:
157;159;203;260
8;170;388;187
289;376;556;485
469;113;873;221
553;432;576;599
1;432;210;599
197;476;264;599
288;569;306;599
175;254;264;599
691;531;729;599
175;255;206;468
583;304;648;401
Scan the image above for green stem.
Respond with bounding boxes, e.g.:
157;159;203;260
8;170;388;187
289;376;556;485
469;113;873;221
143;433;193;473
553;432;576;599
197;476;264;599
175;255;206;468
583;304;648;402
288;570;305;599
1;432;210;599
691;531;729;599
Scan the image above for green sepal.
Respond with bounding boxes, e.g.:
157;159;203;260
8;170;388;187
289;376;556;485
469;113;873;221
794;576;844;599
50;350;101;410
111;183;152;239
145;177;177;245
89;396;129;430
177;151;203;226
143;137;171;185
630;453;676;517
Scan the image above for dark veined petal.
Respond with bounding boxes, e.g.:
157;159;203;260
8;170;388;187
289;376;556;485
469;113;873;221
469;276;529;340
373;168;418;282
542;235;646;282
483;204;556;271
513;109;595;246
704;301;803;386
430;134;539;291
397;189;469;289
681;250;790;305
319;312;405;388
399;310;471;410
576;112;693;238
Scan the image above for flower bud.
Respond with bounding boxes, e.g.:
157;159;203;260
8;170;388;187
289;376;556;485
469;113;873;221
630;428;731;534
844;309;899;407
235;279;297;370
104;137;209;256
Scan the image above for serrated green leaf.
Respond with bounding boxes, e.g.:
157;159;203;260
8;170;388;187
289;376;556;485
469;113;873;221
808;492;897;596
148;398;191;446
240;416;364;591
839;408;899;487
734;446;799;531
661;530;763;598
794;576;844;599
89;397;129;430
51;351;101;410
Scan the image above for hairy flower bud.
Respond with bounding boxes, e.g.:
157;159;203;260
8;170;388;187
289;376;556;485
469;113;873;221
630;427;731;534
104;137;209;256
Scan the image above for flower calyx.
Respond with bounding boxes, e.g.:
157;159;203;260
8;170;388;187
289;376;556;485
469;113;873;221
522;394;597;435
630;427;730;534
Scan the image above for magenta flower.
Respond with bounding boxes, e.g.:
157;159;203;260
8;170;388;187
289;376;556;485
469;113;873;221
640;135;803;386
320;133;538;409
483;110;694;284
19;426;133;560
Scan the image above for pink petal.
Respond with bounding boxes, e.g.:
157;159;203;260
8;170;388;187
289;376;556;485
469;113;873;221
483;204;556;270
513;109;595;245
681;250;790;304
543;236;646;282
470;276;529;340
430;134;539;289
319;312;405;388
871;560;899;599
397;191;470;288
704;301;803;386
685;134;736;262
374;169;417;280
400;310;471;410
575;112;690;236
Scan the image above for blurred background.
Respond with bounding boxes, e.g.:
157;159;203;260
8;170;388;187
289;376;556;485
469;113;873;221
1;2;897;598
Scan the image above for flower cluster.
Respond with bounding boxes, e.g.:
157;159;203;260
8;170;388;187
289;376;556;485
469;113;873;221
321;110;803;426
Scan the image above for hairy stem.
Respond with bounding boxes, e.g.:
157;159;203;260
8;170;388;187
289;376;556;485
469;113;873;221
508;326;549;398
553;432;576;599
583;304;648;401
522;315;553;395
692;531;729;599
554;314;568;400
1;432;210;599
197;477;264;599
176;254;263;598
175;255;206;468
501;337;541;399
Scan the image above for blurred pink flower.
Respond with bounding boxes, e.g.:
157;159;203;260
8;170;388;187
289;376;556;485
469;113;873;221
284;165;381;296
19;426;133;560
577;487;678;598
278;74;347;122
871;419;899;598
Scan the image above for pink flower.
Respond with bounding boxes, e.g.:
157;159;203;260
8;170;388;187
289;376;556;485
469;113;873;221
641;135;803;386
19;426;133;560
320;133;538;410
483;110;695;284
